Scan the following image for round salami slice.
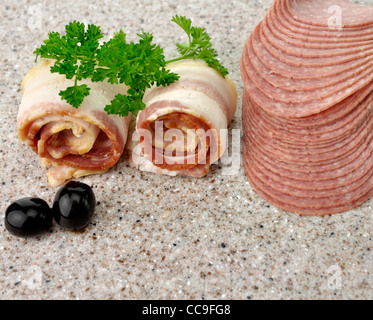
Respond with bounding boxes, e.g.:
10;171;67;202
241;0;373;215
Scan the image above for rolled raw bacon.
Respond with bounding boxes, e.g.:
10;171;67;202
241;0;373;216
17;59;132;186
126;60;237;177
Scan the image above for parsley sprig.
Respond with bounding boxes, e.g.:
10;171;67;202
34;21;103;108
93;30;179;116
33;16;228;116
166;15;228;77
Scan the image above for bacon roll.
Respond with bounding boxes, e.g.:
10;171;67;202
126;60;237;177
17;59;132;186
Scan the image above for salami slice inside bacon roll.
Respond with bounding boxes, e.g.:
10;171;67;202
17;59;132;186
126;60;237;177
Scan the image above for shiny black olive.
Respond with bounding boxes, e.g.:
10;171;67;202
5;197;53;238
52;181;96;230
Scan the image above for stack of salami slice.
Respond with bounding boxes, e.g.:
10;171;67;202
241;0;373;215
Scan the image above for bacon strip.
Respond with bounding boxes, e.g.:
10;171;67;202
126;60;237;177
17;59;132;186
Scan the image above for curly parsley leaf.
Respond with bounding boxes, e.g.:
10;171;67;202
32;17;228;115
93;31;179;116
167;15;228;77
33;21;103;108
59;83;91;108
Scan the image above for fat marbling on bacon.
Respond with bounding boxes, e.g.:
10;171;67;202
241;0;373;215
17;59;132;186
126;60;238;177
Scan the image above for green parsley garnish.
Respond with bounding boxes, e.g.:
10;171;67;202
167;15;228;77
93;30;179;116
33;16;228;116
34;21;103;108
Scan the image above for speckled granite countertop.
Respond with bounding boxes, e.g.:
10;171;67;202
0;0;372;300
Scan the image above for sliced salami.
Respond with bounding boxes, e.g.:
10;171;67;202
241;0;373;215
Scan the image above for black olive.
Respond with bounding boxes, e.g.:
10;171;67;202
52;181;96;230
5;197;53;238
